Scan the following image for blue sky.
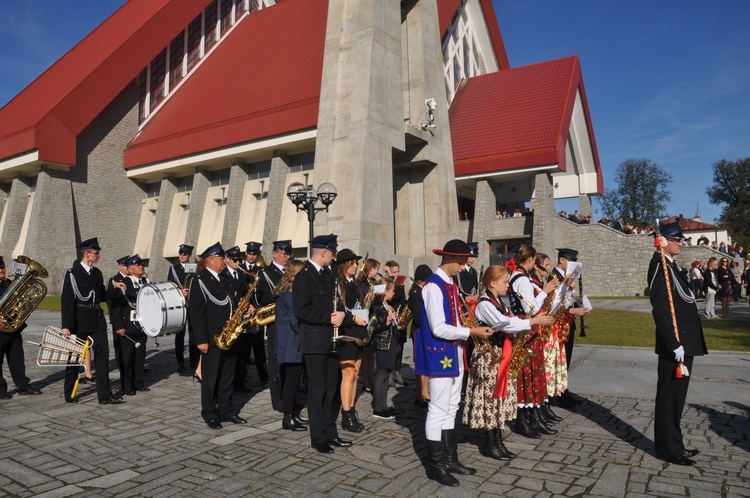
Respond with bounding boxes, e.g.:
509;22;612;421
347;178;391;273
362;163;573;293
1;1;748;224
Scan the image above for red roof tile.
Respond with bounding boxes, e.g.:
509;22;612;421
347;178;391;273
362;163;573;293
449;55;603;193
0;0;212;166
125;0;327;168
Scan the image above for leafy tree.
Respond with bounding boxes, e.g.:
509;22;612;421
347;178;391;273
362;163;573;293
598;158;672;226
706;158;750;248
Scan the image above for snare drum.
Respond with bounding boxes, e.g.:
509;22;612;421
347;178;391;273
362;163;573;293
136;282;186;337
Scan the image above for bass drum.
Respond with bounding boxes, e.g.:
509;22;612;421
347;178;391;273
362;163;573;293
136;282;186;337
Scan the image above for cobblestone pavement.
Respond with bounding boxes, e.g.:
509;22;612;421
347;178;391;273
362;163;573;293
0;311;748;497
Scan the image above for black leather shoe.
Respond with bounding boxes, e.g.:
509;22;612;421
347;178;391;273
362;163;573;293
312;443;334;454
327;437;353;447
294;414;309;425
223;415;247;425
282;415;307;431
683;449;699;458
18;386;42;395
65;396;78;403
177;363;186;373
1;393;13;399
206;419;223;430
121;390;136;396
664;455;695;466
99;396;124;405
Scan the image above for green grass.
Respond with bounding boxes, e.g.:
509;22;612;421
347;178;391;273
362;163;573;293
37;296;109;315
576;308;750;352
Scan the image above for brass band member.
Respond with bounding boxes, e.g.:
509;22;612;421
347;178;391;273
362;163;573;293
409;264;432;406
106;255;130;390
414;239;491;487
0;256;42;398
335;249;368;432
292;235;352;454
223;246;254;393
111;255;150;395
274;260;307;431
188;242;247;429
61;238;122;404
383;260;406;387
166;244;199;373
468;265;553;460
356;258;380;395
370;278;399;420
507;244;558;437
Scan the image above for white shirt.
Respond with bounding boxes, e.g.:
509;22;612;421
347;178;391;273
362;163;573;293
422;268;470;341
511;271;546;316
475;299;530;335
79;261;93;274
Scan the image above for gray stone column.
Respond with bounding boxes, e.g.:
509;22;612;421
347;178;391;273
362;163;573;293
261;155;289;261
532;172;555;258
473;179;495;270
0;176;33;257
147;176;177;279
579;193;593;218
185;169;210;251
23;168;77;292
222;163;247;248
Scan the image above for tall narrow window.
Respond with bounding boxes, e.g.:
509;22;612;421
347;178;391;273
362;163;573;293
169;31;185;88
187;15;202;71
204;1;219;52
235;0;247;16
220;0;233;35
137;69;147;122
149;49;167;112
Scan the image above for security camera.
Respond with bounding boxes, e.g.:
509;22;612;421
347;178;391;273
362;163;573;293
425;98;437;111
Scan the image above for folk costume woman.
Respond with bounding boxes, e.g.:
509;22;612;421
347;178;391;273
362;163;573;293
507;244;559;438
466;265;553;460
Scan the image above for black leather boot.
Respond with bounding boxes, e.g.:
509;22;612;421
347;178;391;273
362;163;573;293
541;402;563;422
495;428;516;459
530;407;558;435
515;408;541;439
426;440;459;486
352;408;366;431
341;409;363;433
442;429;476;475
481;430;510;460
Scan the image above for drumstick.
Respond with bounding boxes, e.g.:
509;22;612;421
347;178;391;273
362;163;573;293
122;334;142;349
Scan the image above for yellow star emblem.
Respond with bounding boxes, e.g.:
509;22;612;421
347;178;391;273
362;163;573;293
440;356;453;369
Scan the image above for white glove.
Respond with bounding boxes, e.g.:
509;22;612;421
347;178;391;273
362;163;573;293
673;346;685;363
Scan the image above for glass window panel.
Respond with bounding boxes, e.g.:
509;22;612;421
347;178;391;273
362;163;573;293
138;69;147;123
169;31;185;88
187;15;202;70
235;0;247;16
210;168;230;186
204;1;218;52
149;49;167;112
220;0;233;35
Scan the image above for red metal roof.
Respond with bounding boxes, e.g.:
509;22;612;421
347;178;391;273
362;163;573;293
0;0;212;166
125;0;327;168
437;0;509;70
449;55;603;193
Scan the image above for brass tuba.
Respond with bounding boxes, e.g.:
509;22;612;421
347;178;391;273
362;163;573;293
0;256;48;333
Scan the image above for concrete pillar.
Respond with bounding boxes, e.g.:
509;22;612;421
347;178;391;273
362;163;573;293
313;0;405;258
185;169;210;252
221;163;247;249
261;155;290;262
579;193;593;218
473;179;495;270
0;176;33;258
147;176;177;280
23;168;77;292
532;172;555;259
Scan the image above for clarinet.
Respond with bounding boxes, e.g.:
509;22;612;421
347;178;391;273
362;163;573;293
331;278;342;353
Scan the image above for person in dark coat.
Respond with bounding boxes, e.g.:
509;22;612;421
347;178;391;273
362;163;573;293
222;246;252;393
292;235;352;454
409;264;432;406
648;220;708;466
60;238;122;405
106;255;130;389
370;278;399;420
166;244;199;372
274;260;307;431
0;256;42;398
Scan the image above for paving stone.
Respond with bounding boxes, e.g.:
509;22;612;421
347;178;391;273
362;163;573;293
82;469;139;488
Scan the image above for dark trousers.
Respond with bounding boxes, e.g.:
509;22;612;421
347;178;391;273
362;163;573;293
112;328;126;389
280;362;303;418
373;368;392;412
176;326;200;369
121;333;147;391
0;331;30;393
64;325;111;401
233;332;250;388
264;326;282;410
564;322;576;369
393;329;406;373
361;345;374;390
654;355;694;459
201;346;237;422
304;353;341;445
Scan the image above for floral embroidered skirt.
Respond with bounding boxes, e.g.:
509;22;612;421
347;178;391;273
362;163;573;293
462;345;517;430
516;335;547;406
543;334;568;397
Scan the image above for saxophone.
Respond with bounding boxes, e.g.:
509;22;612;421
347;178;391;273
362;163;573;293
459;295;501;365
215;275;260;350
395;304;412;331
507;332;535;380
0;256;48;333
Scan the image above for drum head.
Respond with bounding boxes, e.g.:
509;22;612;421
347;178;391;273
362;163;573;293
136;284;165;337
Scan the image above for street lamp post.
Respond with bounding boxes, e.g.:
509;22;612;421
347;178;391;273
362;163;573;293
286;182;337;254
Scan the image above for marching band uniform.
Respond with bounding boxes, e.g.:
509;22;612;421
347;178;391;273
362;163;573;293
408;264;432;406
111;255;150;395
61;238;121;404
255;240;293;411
167;244;199;372
370;295;399;419
648;221;707;465
468;290;530;460
188;242;244;429
106;256;129;390
0;256;41;398
509;265;556;437
293;235;351;454
222;246;251;392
